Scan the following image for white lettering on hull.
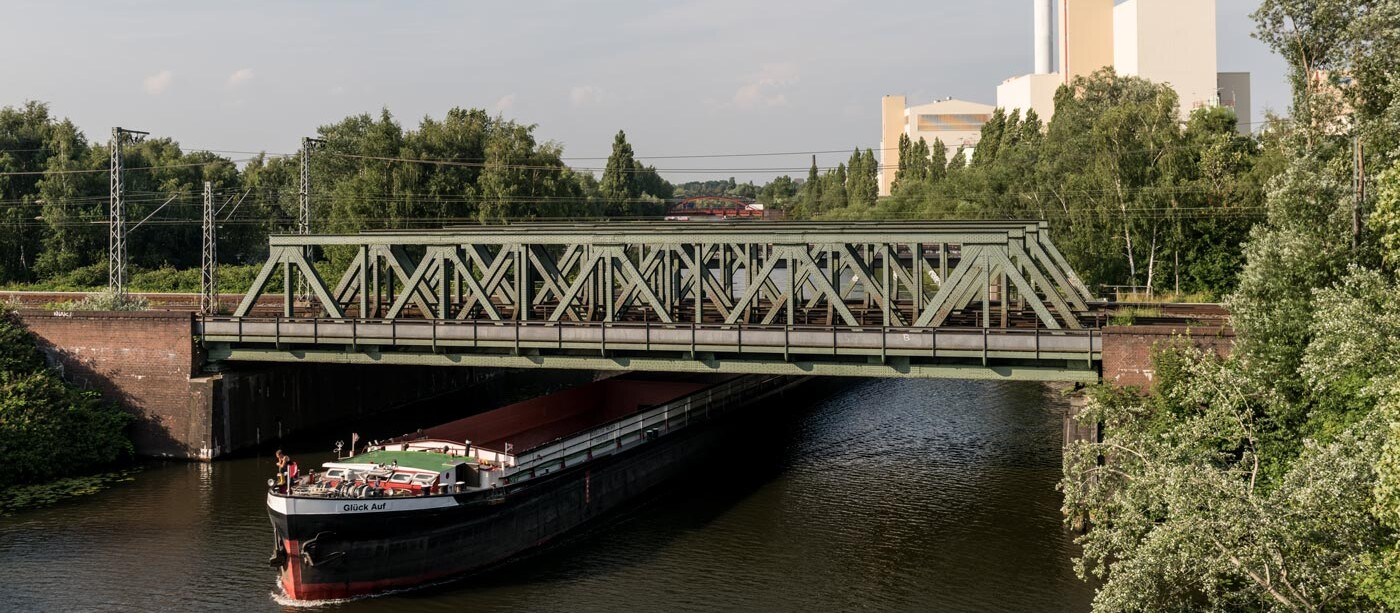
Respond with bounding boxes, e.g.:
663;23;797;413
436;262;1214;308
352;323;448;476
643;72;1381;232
267;492;459;516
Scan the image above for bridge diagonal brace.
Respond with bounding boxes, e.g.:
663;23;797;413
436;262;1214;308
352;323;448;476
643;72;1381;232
232;247;285;317
609;247;675;323
330;248;367;309
839;244;903;325
377;245;436;317
986;247;1065;330
915;245;985;327
547;248;607;322
443;247;503;321
285;247;345;319
1007;242;1079;329
1024;239;1089;312
384;250;442;319
673;246;734;320
467;245;518;309
1038;233;1094;303
724;249;784;325
610;246;667;319
525;245;578;320
792;247;860;326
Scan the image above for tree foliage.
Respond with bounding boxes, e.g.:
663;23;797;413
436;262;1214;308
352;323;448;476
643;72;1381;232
0;104;682;287
809;70;1279;298
1064;3;1400;609
0;309;132;487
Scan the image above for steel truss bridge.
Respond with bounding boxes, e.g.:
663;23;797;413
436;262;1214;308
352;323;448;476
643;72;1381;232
198;221;1104;381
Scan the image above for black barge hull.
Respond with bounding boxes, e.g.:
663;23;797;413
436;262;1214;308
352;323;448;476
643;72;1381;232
269;374;806;600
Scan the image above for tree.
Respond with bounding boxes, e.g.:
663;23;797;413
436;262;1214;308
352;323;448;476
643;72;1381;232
927;138;948;184
845;148;877;208
0;309;132;486
599;130;638;215
799;156;822;217
758;175;798;210
820;164;848;212
1063;352;1391;612
1370;163;1400;270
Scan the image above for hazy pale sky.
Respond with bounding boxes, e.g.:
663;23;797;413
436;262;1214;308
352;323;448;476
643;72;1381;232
2;0;1287;182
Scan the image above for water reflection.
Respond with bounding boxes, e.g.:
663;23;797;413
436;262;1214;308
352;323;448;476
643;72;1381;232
0;378;1091;613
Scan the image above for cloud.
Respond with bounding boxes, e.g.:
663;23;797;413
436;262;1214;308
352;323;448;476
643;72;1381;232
731;63;798;109
569;85;604;107
226;68;255;88
142;70;174;95
493;94;517;113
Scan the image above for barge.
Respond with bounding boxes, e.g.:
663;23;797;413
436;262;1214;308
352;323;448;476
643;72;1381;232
268;373;806;601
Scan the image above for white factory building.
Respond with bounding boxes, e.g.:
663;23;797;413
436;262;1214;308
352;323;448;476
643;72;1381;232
880;0;1250;196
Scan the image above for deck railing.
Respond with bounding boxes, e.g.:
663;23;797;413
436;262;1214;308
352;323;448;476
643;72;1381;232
198;316;1102;363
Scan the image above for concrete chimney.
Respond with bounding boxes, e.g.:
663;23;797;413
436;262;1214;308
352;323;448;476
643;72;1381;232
1035;0;1053;74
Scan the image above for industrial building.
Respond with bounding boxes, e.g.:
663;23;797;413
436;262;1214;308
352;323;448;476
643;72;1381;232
881;0;1251;195
878;96;995;197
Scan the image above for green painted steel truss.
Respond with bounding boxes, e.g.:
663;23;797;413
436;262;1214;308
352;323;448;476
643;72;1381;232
206;221;1102;380
231;220;1094;329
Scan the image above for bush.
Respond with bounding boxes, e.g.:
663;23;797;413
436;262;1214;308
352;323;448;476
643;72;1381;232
49;291;150;312
130;266;201;292
0;310;133;488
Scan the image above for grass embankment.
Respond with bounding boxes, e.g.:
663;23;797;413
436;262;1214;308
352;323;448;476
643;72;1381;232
0;308;135;513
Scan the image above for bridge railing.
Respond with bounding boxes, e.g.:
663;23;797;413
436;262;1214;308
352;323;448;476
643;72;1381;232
198;315;1102;363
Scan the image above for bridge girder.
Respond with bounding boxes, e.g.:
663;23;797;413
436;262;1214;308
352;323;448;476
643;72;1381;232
231;221;1093;330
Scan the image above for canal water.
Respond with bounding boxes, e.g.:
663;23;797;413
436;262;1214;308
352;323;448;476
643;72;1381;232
0;378;1094;612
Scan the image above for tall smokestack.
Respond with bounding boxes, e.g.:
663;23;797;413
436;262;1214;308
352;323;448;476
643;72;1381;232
1035;0;1053;74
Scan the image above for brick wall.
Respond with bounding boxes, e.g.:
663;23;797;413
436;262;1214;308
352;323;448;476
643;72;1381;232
15;309;493;460
16;310;206;458
1100;324;1235;389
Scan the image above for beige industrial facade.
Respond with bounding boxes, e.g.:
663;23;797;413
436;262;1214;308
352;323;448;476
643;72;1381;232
878;96;995;196
885;0;1251;197
1059;0;1114;83
996;0;1249;127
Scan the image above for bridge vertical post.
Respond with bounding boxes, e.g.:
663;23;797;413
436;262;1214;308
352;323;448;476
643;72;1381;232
982;252;990;329
358;245;369;318
516;244;529;322
786;249;796;326
692;244;703;324
438;248;450;320
862;244;872;311
912;242;922;324
881;243;892;327
602;249;614;322
282;260;293;318
1000;268;1009;328
940;243;948;283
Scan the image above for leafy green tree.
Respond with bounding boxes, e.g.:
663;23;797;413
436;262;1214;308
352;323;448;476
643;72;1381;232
1370;163;1400;270
799;156;822;216
758;175;798;210
0;310;132;487
820;164;848;213
927;138;948;184
599;130;639;214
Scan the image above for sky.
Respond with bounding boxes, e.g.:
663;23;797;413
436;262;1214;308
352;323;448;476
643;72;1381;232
1;0;1288;183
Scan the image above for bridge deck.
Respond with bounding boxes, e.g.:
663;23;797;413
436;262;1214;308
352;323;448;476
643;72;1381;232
200;316;1101;382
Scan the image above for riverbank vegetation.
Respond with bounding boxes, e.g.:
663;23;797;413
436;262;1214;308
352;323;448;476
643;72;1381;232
1062;1;1400;610
0;308;133;493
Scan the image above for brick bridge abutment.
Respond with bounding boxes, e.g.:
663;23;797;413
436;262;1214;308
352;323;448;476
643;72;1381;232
15;310;495;460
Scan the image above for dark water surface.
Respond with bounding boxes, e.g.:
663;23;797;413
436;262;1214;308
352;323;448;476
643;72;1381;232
0;378;1093;612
